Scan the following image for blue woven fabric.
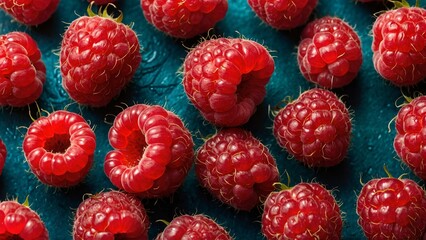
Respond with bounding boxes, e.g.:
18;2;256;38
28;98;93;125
0;0;424;239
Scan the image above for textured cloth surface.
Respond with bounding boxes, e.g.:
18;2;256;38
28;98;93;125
0;0;424;239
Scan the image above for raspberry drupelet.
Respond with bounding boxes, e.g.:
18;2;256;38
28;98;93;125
104;104;194;198
0;139;5;175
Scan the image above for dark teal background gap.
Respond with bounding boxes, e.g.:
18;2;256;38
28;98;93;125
0;0;425;239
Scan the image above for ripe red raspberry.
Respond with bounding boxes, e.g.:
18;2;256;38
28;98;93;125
273;88;351;167
60;5;141;107
394;95;426;180
141;0;228;39
0;139;5;175
372;6;426;86
262;182;342;239
0;32;46;107
104;104;194;198
247;0;318;30
0;198;49;239
73;191;149;240
297;16;362;88
0;0;59;26
22;110;96;187
183;38;275;127
156;214;232;240
195;128;279;211
357;176;426;239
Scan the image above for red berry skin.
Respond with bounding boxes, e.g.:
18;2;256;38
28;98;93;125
262;183;342;240
0;32;46;107
0;200;49;239
0;0;59;26
73;191;149;240
156;214;232;240
104;104;194;198
22;110;96;187
273;88;351;167
298;16;362;88
247;0;318;30
0;139;5;175
357;177;426;240
195;128;279;211
372;7;426;86
141;0;228;39
183;38;275;127
394;96;426;180
60;15;141;107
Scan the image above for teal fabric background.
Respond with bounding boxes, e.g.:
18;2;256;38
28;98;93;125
0;0;425;239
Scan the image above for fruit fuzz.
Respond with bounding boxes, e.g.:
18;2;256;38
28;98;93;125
60;3;141;107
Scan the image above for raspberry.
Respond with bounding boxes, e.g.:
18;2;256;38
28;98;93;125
0;198;49;239
60;4;141;107
297;16;362;88
394;95;426;180
0;32;46;107
73;191;149;240
372;6;426;86
195;128;280;211
141;0;228;39
104;104;194;198
247;0;318;30
22;110;96;187
0;139;5;175
183;38;275;127
156;214;232;240
262;182;342;239
273;88;351;167
0;0;59;26
357;176;426;239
